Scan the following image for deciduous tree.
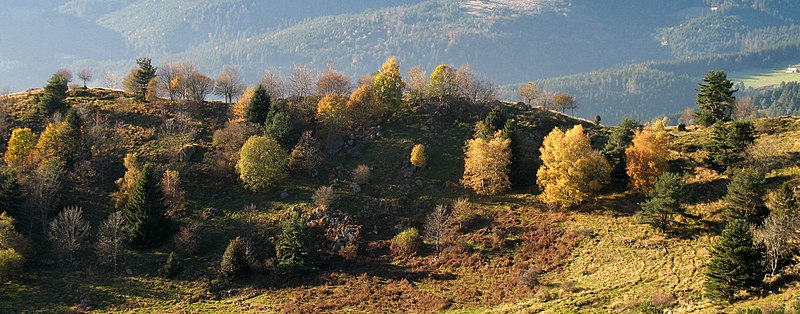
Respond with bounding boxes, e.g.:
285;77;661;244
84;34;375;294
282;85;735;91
405;66;428;102
410;144;427;168
625;126;670;193
462;131;512;195
429;64;456;101
4;128;36;170
48;206;90;263
373;56;405;109
96;211;129;272
289;131;323;174
77;69;92;89
214;67;245;103
236;136;288;191
518;82;542;106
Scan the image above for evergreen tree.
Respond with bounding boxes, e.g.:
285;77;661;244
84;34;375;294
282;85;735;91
60;108;83;167
0;168;23;220
220;237;250;280
484;106;505;132
124;165;172;249
723;168;768;225
133;58;157;101
602;117;641;181
694;70;737;126
639;172;684;232
264;110;292;146
276;212;314;273
39;73;69;114
246;85;271;125
708;121;756;169
705;219;765;302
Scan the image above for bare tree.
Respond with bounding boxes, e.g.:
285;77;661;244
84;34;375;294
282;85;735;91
406;66;428;102
313;185;335;210
518;82;542;106
424;204;455;254
77;69;92;89
185;72;214;103
96;211;129;272
28;158;65;234
474;76;497;103
214;66;245;103
679;107;694;125
158;61;199;100
734;96;757;120
48;206;90;263
260;68;286;99
161;169;185;214
317;69;353;96
56;68;73;83
102;70;119;89
455;64;476;101
289;65;316;97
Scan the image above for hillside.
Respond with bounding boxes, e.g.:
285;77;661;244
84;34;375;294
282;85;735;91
2;87;800;312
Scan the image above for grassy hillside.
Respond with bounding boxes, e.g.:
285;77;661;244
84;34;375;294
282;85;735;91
2;89;800;312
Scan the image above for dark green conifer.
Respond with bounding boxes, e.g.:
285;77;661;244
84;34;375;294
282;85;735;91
265;111;292;145
705;219;765;301
602;117;641;180
220;237;250;280
40;73;69;114
639;172;684;232
246;85;271;125
124;165;172;249
276;212;314;273
133;58;157;101
723;168;768;225
695;70;736;126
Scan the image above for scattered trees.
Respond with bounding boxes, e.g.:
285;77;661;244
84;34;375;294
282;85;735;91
537;125;611;207
639;172;684;232
47;206;90;263
518;82;542;106
220;236;250;280
373;56;405;109
96;211;129;272
694;70;736;126
462;131;512;195
410;144;427;168
125;165;173;249
214;67;245;103
625;126;670;193
236;136;288;192
705;219;765;301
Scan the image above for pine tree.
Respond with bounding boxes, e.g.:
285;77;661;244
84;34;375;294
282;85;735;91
705;219;765;301
124;165;172;249
264;111;292;145
484;106;505;132
39;73;69;114
695;70;737;126
708;121;756;169
602;117;641;181
276;212;314;273
220;236;250;280
133;58;157;101
639;172;684;232
246;85;271;125
723;168;768;225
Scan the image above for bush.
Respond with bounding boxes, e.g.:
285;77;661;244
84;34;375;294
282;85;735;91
159;251;180;278
0;248;23;280
312;185;335;210
172;223;201;256
220;236;250;280
352;165;371;185
391;228;422;257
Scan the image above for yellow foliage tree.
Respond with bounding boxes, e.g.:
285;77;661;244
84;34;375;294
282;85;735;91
4;128;37;170
32;123;68;163
347;84;379;128
231;86;255;122
410;144;427;167
462;131;511;195
625;126;670;193
537;125;611;207
372;56;405;110
316;93;348;129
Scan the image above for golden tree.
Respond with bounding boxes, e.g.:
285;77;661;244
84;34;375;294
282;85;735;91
625;126;670;193
346;84;379;128
462;131;511;195
410;144;427;168
372;56;405;109
537;125;610;207
231;86;255;122
4;128;37;169
316;93;348;129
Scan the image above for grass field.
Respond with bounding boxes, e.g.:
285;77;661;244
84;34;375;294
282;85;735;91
731;67;800;88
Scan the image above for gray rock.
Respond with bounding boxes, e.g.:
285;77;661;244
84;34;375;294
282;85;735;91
415;179;424;187
280;190;289;199
352;183;362;193
177;143;200;163
125;267;133;275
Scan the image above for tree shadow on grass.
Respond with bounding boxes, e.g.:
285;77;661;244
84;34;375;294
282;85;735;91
683;178;728;205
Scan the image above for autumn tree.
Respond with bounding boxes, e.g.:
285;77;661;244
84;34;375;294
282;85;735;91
317;69;353;96
214;66;245;103
694;70;736;126
288;65;316;97
639;172;684;232
625;126;670;193
518;82;542;106
260;69;286;99
405;66;428;102
4;128;36;170
410;144;427;168
39;73;69;114
125;165;173;249
236;135;288;191
552;93;577;113
77;69;92;89
733;96;757;120
48;206;90;263
705;219;765;301
537;125;611;207
346;84;381;128
0;212;26;279
429;64;456;101
161;170;185;214
373;56;405;110
315;93;348;129
289;131;323;174
462;131;512;195
424;204;455;254
29;158;65;233
96;211;129;272
185;72;214;103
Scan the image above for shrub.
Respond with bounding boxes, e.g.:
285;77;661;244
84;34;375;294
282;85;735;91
651;293;676;308
352;165;371;185
391;228;422;257
0;248;23;280
312;185;335;210
172;223;201;256
159;251;181;278
220;236;250;280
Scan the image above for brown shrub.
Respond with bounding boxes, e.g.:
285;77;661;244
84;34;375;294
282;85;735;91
312;185;335;210
352;164;371;185
172;223;201;255
651;293;676;308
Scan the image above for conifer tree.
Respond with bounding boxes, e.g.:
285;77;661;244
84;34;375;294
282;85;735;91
39;73;69;114
639;172;684;231
220;236;250;280
264;111;292;145
484;106;505;132
124;165;172;249
246;85;271;125
603;117;641;180
705;219;765;301
723;167;768;225
288;131;323;175
695;70;736;126
277;212;314;273
708;120;756;169
133;58;157;101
